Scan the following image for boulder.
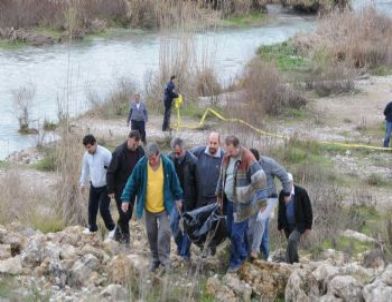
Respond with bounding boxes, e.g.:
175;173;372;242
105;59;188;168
285;267;319;302
0;255;23;275
206;275;237;302
363;279;392;302
0;244;11;260
21;235;47;267
381;264;392;286
68;254;100;287
341;230;376;243
327;275;363;302
107;254;148;285
312;263;340;294
223;274;252;301
240;260;293;300
362;249;385;270
100;284;128;301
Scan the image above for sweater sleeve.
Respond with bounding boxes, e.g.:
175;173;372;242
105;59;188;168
269;158;290;195
121;162;141;203
79;153;89;187
143;103;148;122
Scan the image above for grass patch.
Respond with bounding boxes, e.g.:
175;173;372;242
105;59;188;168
33;146;56;171
258;42;309;72
43;120;57;131
0;39;27;50
221;12;266;27
0;276;16;298
30;213;65;233
321;237;373;256
0;160;10;170
33;26;62;40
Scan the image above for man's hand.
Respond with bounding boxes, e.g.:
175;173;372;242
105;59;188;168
217;197;223;209
121;202;129;213
284;195;291;203
108;193;115;200
303;229;311;236
176;200;183;211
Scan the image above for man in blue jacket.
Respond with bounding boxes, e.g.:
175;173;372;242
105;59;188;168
383;101;392;147
162;75;178;131
121;142;183;272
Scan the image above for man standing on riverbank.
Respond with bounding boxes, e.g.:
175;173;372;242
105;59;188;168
383;101;392;147
121;142;183;272
127;93;148;144
107;131;145;245
162;75;178;132
80;134;116;238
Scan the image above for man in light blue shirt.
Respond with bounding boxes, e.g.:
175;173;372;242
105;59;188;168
80;134;115;237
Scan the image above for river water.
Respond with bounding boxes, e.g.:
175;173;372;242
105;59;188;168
0;1;391;159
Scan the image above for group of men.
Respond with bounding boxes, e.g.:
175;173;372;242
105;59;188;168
80;129;313;273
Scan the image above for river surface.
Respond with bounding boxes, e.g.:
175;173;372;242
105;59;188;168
0;1;391;159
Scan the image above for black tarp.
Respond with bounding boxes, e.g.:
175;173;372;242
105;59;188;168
182;203;228;247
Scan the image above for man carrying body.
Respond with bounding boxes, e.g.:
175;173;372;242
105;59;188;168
121;143;183;272
168;137;198;260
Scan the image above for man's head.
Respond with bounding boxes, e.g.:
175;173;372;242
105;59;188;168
127;130;141;151
207;132;220;155
171;137;186;158
134;93;140;103
287;173;293;184
249;148;260;161
224;135;240;157
170;75;176;82
83;134;97;154
146;142;160;167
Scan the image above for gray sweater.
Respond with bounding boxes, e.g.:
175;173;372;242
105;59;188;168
127;101;148;123
260;156;290;197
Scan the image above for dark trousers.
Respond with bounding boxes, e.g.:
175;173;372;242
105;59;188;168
162;100;172;131
170;207;191;258
131;120;146;144
114;192;133;243
88;185;115;232
284;226;301;264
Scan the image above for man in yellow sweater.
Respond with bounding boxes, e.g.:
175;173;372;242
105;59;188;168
121;143;183;272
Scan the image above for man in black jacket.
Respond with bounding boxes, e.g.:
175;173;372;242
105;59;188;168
107;131;145;244
162;75;178;132
278;173;313;264
168;137;198;259
383;101;392;147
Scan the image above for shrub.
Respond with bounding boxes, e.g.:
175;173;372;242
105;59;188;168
12;84;36;134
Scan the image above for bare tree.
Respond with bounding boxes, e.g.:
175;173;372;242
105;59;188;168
12;84;36;133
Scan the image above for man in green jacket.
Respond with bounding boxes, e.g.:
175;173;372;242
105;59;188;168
121;142;183;272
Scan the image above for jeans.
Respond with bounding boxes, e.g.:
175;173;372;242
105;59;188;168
247;213;264;254
88;185;115;232
169;207;191;258
131;120;146;144
225;200;248;268
260;218;270;259
145;210;171;267
384;121;392;147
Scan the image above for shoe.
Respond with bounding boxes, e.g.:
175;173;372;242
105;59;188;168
82;228;96;235
227;265;241;273
107;227;116;240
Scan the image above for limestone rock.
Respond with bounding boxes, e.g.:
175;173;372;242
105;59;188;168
100;284;128;301
0;255;23;274
0;244;11;260
362;249;385;270
69;254;100;287
285;267;319;302
21;235;47;267
327;275;363;302
381;264;392;286
206;275;237;302
312;263;340;294
223;274;252;302
363;279;392;302
341;230;376;243
240;260;293;300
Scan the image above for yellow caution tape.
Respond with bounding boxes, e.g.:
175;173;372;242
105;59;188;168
174;104;391;152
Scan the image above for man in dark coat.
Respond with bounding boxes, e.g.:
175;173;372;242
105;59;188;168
162;75;178;131
278;173;313;264
107;131;145;244
168;137;198;260
383;101;392;147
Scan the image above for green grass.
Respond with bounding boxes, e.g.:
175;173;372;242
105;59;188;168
33;26;62;40
43;120;58;131
258;42;310;72
371;66;392;76
30;213;65;233
0;276;15;298
221;12;267;27
0;39;27;50
0;160;10;170
33;147;57;172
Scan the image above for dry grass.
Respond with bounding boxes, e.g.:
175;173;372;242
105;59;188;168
233;58;306;122
12;84;36;133
294;8;392;70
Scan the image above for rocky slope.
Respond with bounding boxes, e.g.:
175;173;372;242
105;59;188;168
0;223;390;301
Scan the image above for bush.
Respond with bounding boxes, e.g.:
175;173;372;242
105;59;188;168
12;84;36;133
239;58;306;119
294;8;392;71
